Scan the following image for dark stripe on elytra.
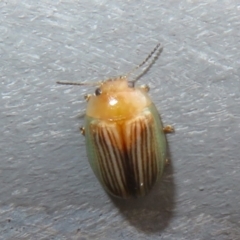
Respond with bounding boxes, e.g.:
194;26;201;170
121;122;138;197
148;125;154;187
134;120;140;189
150;124;158;187
123;119;143;197
147;121;154;189
91;127;109;186
125;114;159;197
136;120;145;194
145;120;151;191
132;121;140;195
104;128;123;196
97;124;131;198
145;119;151;194
157;116;164;175
95;128;116;194
116;128;132;197
131;118;145;196
141;118;148;194
143;116;155;191
99;128;121;196
145;118;151;190
105;128;126;196
144;117;153;195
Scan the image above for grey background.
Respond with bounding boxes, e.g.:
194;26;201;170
1;1;240;239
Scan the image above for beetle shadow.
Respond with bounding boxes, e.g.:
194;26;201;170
110;144;175;233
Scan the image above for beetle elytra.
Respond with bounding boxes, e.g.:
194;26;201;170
57;43;174;198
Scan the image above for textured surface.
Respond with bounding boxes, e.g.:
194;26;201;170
1;1;240;239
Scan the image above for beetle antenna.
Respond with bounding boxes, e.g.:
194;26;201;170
56;81;100;86
126;43;163;83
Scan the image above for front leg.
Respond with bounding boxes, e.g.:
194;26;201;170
163;125;174;134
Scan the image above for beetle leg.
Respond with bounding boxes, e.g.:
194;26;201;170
84;94;92;102
80;126;85;136
163;125;174;133
77;111;86;119
165;158;170;165
139;84;150;92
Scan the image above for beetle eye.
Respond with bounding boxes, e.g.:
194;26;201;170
95;88;102;96
128;81;135;88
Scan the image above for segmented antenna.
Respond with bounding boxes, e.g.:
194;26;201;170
126;43;163;84
56;43;162;86
56;81;100;86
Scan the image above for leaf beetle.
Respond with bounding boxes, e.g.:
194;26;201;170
57;43;174;198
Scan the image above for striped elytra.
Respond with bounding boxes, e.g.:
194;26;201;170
57;43;173;198
85;101;167;198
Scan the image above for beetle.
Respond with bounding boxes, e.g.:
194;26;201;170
57;43;173;198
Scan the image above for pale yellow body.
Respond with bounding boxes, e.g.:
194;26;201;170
86;77;152;121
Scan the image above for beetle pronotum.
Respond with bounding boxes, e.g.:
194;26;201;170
57;43;174;198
